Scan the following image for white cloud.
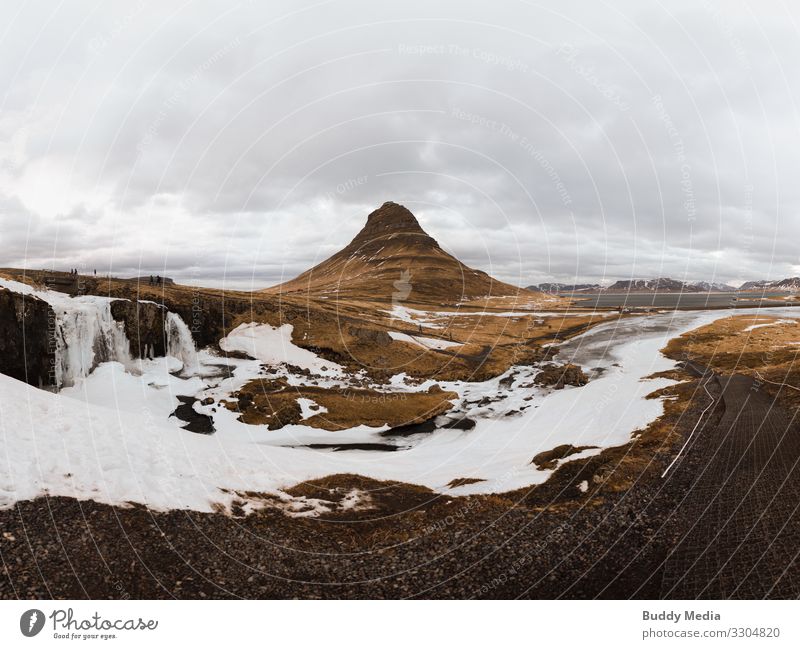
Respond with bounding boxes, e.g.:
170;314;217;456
1;0;798;288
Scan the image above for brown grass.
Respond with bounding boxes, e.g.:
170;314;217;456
224;379;458;430
531;444;597;470
0;267;612;383
663;313;800;411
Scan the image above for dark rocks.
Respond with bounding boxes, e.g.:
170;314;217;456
534;363;588;389
510;343;550;366
170;396;215;434
0;288;56;387
380;418;437;437
439;416;476;431
0;477;672;599
263;400;302;430
110;300;167;359
304;442;399;452
236;391;254;409
498;372;516;388
165;297;253;349
43;275;81;296
284;363;311;377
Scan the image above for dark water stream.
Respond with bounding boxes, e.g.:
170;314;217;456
171;396;215;434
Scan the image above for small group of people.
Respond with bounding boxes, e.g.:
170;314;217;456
148;275;163;286
68;268;79;275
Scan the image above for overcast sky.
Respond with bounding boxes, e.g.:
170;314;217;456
1;0;798;289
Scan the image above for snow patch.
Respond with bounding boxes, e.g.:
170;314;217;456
388;331;462;350
385;305;444;329
297;397;327;419
742;318;795;332
219;323;343;376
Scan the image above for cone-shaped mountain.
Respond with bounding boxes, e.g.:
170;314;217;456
267;201;537;304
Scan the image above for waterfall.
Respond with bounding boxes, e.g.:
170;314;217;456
54;298;133;388
0;277;202;387
165;312;198;373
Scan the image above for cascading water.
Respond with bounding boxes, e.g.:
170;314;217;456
165;312;199;373
53;298;133;388
0;277;201;387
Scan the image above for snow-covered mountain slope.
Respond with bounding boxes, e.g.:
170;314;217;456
739;277;800;291
527;283;602;293
528;279;737;293
692;281;738;292
773;277;800;290
604;278;736;292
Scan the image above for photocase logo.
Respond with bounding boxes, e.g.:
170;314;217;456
20;609;45;637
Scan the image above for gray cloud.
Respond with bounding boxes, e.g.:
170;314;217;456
1;0;798;289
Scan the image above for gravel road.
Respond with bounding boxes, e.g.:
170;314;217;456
2;368;798;599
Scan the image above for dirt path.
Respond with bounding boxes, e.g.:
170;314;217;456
659;371;800;598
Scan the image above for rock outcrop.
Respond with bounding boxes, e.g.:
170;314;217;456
347;325;392;346
165;297;247;349
110;300;168;359
534;363;588;389
0;288;56;387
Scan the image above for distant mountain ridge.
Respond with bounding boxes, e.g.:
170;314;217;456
530;276;800;293
527;278;737;294
526;282;601;294
739;277;800;291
